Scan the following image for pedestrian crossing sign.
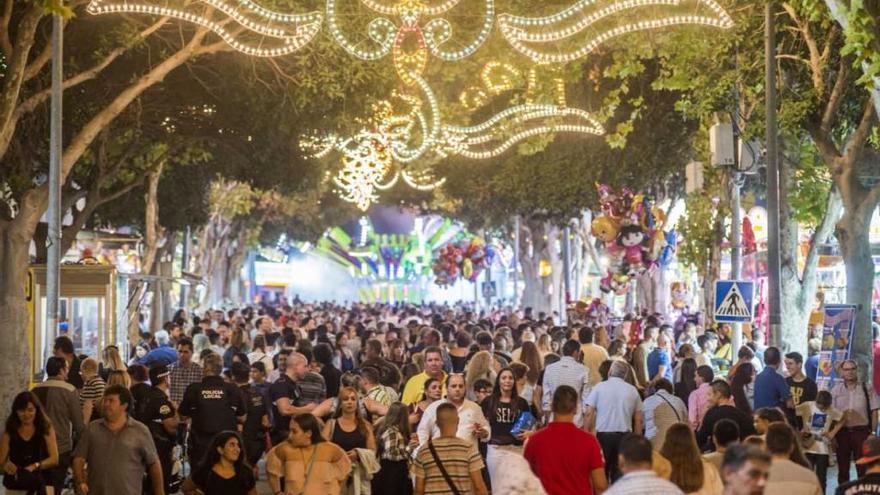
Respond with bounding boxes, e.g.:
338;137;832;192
714;280;755;323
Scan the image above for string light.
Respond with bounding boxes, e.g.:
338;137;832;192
498;0;734;63
87;0;322;57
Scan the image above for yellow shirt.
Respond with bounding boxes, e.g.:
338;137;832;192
401;371;448;405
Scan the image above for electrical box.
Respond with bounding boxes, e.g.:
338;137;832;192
709;123;735;167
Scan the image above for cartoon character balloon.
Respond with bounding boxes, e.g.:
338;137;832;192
595;184;676;294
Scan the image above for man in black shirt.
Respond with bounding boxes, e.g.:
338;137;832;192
269;352;331;445
179;353;247;464
140;365;179;495
697;380;756;451
784;351;817;428
837;436;880;495
231;362;269;466
54;336;84;389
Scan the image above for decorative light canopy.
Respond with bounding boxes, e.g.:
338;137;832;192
87;0;322;57
498;0;735;63
88;0;735;210
303;72;603;209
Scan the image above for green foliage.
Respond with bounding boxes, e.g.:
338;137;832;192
676;166;727;273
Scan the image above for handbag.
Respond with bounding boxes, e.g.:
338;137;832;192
510;411;537;436
3;468;46;495
428;440;462;495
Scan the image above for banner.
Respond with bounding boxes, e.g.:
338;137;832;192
815;304;857;390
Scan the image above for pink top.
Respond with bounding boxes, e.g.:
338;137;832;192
266;443;351;495
688;382;712;430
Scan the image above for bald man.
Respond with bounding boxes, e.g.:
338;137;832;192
268;352;331;444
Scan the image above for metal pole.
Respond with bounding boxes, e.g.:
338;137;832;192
731;170;743;358
513;216;520;306
45;14;63;365
179;226;190;309
765;2;783;347
562;225;572;322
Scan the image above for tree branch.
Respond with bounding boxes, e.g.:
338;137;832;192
821;59;850;136
0;0;14;59
16;17;171;117
781;2;825;94
845;100;877;161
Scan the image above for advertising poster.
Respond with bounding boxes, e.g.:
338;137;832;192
815;304;857;390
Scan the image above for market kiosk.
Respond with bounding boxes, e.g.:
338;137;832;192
27;265;119;383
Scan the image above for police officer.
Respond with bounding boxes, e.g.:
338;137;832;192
140;365;178;495
231;362;269;466
178;353;247;465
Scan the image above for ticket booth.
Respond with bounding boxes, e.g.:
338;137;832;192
27;265;118;382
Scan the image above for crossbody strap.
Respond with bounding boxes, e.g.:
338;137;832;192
428;441;462;495
657;393;682;422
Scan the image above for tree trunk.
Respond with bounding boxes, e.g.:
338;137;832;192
836;158;879;374
518;217;562;315
126;164;164;343
0;195;43;412
778;138;843;356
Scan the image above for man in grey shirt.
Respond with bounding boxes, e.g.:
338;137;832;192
73;384;164;495
32;356;84;495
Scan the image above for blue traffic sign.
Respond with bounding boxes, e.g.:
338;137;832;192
714;280;755;323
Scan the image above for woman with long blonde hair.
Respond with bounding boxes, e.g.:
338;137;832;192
322;387;376;495
465;350;496;402
99;345;126;381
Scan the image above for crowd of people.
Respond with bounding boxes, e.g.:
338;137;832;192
2;301;880;495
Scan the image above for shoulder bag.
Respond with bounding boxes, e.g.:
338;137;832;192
428;440;462;495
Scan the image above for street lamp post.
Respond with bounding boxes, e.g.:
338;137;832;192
765;2;782;347
46;14;64;365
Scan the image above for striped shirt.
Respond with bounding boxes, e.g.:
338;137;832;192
80;376;106;407
295;372;326;406
413;437;484;494
366;385;391;406
604;470;684;495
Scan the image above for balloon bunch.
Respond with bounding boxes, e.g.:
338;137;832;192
592;184;677;294
432;237;496;286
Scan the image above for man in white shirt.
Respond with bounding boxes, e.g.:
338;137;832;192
417;373;490;450
542;340;591;427
603;433;683;495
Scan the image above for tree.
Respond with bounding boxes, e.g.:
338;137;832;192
638;0;877;362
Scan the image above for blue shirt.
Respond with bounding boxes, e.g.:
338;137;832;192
138;345;178;368
805;354;819;381
753;366;791;409
647;348;672;382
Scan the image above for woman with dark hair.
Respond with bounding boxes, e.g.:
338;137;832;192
333;332;356;373
519;342;543;391
481;367;531;490
674;358;698;405
729;361;755;415
0;391;59;495
182;431;256;495
371;403;414;494
449;331;471;373
267;414;351;495
407;377;441;429
660;423;723;494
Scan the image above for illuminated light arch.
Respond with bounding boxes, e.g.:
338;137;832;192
498;0;734;64
86;0;323;57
